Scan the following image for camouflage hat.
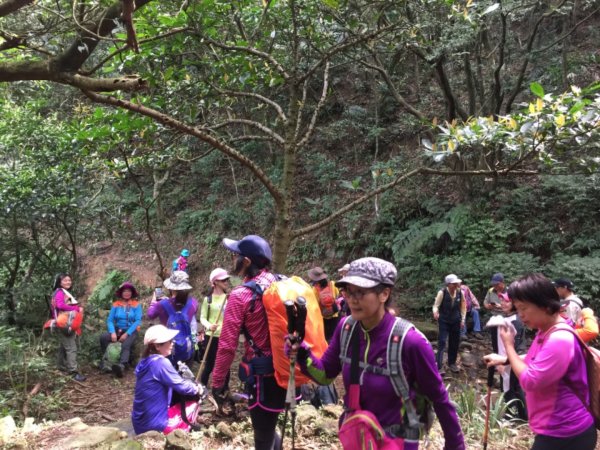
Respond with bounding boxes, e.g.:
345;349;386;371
336;257;397;288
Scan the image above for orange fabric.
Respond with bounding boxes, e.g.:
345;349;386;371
112;299;140;307
576;308;599;343
262;276;328;389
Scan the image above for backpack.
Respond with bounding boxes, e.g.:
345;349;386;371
160;299;194;364
338;323;403;450
102;342;122;367
339;316;434;444
242;276;328;389
547;324;600;429
43;289;84;335
317;281;338;319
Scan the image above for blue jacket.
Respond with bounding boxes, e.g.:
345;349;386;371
131;355;198;434
107;300;142;335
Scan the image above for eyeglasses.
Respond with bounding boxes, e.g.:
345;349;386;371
341;287;373;301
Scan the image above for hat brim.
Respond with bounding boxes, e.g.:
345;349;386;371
447;279;462;284
336;275;380;289
222;238;241;254
163;279;192;291
145;329;179;345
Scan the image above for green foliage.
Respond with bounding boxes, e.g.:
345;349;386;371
544;254;600;310
87;270;130;312
0;326;66;421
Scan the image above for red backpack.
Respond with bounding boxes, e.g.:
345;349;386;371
317;281;338;319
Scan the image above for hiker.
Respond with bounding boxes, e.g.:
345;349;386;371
484;272;507;313
495;295;527;421
554;278;584;323
99;281;142;378
147;271;198;367
131;325;203;435
51;273;86;382
198;268;231;388
573;307;599;343
460;283;484;340
172;249;190;273
432;274;466;373
484;273;596;449
337;264;350;317
308;266;340;342
287;257;465;450
211;234;284;450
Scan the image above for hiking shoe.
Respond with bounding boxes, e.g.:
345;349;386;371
72;373;87;382
112;364;124;378
449;364;460;373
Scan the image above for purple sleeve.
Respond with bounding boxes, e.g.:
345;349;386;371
147;301;166;324
403;329;465;450
520;330;573;391
154;357;198;396
187;298;199;321
54;290;80;312
300;319;343;383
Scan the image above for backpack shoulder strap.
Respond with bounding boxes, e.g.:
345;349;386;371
387;317;423;432
339;316;358;365
180;298;193;316
243;280;264;313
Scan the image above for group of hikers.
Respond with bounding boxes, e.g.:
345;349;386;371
46;234;599;450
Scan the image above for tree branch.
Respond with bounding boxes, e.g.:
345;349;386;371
83;91;284;207
0;0;33;17
215;88;287;123
210;119;285;145
298;61;330;148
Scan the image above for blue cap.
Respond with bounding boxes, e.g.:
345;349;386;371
490;273;504;285
181;249;190;257
222;235;272;263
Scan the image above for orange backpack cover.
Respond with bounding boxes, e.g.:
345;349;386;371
262;276;328;389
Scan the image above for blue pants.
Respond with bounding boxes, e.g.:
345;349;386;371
461;309;481;336
437;320;461;369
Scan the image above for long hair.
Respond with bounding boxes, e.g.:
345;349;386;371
141;343;161;359
53;273;71;290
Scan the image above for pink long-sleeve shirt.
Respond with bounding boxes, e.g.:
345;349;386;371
53;289;80;313
211;270;277;388
520;324;593;437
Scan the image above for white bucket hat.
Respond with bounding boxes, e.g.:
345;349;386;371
209;268;230;284
144;324;179;345
163;270;192;291
444;274;462;285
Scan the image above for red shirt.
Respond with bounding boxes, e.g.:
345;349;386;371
211;270;277;388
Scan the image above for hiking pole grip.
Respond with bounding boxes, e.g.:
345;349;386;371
487;365;495;388
284;299;296;336
295;296;307;343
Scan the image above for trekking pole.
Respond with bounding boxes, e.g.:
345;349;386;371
196;294;228;383
280;296;307;450
482;366;495;450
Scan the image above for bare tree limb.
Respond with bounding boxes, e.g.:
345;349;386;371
0;0;33;17
215;88;288;123
83;90;284;207
298;61;330;148
210;118;285;145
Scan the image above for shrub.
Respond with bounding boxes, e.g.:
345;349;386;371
87;269;130;311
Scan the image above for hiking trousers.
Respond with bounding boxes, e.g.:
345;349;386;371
99;331;138;367
436;319;461;369
199;336;230;388
57;330;78;373
531;424;596;450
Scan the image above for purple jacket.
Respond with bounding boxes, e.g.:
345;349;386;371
300;313;465;450
131;354;198;434
147;297;198;325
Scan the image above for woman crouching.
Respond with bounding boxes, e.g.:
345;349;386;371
132;325;203;435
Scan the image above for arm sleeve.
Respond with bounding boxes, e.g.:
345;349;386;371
147;301;161;320
519;330;573;391
127;304;143;335
107;306;116;334
211;289;245;388
432;290;443;314
300;321;343;385
483;290;492;307
460;293;467;322
403;330;465;450
199;298;211;329
54;290;80;312
156;358;198;396
576;308;599;343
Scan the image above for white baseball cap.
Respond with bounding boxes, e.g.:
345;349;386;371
144;325;179;345
444;274;462;284
209;268;230;284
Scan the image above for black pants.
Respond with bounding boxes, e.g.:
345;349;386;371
436;319;460;369
324;316;340;342
200;336;230;388
531;424;596;450
249;375;286;450
504;370;527;421
99;331;138;366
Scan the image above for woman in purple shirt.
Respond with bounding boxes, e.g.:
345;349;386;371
484;273;595;450
289;257;465;450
